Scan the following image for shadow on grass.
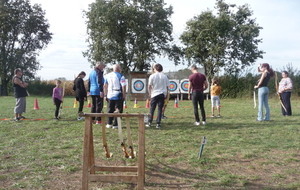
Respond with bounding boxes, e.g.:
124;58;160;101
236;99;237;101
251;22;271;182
145;158;216;189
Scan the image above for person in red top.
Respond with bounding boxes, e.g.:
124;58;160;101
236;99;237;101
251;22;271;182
188;65;208;126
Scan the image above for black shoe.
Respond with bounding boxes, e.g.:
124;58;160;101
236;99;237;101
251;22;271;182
13;117;20;121
54;117;59;121
162;115;168;119
156;124;161;129
20;116;26;119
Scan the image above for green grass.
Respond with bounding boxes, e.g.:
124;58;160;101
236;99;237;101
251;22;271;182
1;95;300;189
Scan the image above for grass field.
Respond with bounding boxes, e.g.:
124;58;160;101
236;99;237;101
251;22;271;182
1;95;300;190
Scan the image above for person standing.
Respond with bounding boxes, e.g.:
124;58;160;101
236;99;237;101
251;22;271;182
12;68;29;121
104;64;126;129
87;62;105;124
278;71;293;116
52;80;63;120
210;78;222;117
254;63;274;121
146;63;169;128
73;71;87;120
188;65;208;126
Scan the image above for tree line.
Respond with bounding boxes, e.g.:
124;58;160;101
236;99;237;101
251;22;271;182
0;0;271;95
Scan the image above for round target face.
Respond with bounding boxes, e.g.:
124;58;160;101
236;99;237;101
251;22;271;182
181;81;189;92
168;81;178;92
133;80;145;91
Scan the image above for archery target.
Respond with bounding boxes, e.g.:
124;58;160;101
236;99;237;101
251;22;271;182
180;79;189;93
131;78;146;93
168;80;179;94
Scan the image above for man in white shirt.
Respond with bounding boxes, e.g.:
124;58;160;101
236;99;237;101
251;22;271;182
104;64;127;129
147;63;169;128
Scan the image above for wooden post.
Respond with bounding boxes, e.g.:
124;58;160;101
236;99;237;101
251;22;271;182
82;116;92;190
137;116;145;189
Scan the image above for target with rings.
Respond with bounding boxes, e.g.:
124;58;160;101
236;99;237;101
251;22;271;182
168;80;179;93
131;78;146;93
133;80;144;91
180;79;189;93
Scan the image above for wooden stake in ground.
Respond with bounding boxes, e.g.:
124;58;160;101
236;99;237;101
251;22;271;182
101;115;112;158
126;115;135;158
116;109;129;158
198;136;207;159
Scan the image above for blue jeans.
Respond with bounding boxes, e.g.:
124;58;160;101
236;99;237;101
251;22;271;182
257;87;270;121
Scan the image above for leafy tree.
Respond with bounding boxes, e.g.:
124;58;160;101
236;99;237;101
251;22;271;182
0;0;52;96
83;0;175;75
180;0;264;82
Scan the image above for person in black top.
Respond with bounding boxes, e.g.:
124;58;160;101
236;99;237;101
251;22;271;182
12;68;28;121
254;63;274;121
73;71;87;120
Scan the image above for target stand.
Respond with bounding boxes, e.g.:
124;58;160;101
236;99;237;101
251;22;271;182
81;113;145;190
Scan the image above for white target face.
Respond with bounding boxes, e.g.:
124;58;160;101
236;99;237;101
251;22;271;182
131;78;146;93
180;79;189;93
168;80;180;94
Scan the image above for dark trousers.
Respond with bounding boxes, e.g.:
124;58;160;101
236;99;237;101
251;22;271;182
280;92;292;116
78;99;84;113
192;91;206;122
54;98;62;118
107;99;123;125
149;94;164;124
91;95;104;121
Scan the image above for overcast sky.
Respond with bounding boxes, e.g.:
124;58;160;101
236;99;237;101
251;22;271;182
30;0;300;80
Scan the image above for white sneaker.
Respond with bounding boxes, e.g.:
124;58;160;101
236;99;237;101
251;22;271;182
106;124;112;128
77;117;84;121
112;125;118;129
202;121;206;125
194;122;200;126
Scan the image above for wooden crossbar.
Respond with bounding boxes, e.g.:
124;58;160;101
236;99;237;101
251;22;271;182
89;175;138;183
81;113;145;190
92;166;138;172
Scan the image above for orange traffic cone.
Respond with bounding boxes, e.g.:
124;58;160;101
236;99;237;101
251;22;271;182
133;98;139;108
123;100;127;108
87;98;91;108
145;99;150;108
34;98;39;110
73;99;78;108
174;98;178;108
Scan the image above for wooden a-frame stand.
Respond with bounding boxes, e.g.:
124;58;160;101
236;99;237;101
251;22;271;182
81;113;145;190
